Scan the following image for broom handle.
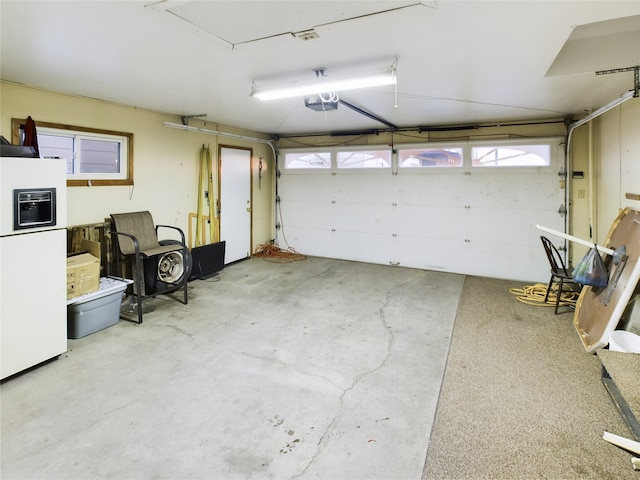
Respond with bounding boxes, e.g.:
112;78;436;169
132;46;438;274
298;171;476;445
535;224;615;256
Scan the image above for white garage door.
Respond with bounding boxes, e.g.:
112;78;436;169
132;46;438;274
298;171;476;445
278;138;566;282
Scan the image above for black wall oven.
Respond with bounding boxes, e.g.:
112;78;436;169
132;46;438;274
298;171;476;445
13;188;57;230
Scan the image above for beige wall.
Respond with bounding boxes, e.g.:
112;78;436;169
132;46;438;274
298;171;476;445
569;97;640;263
0;81;275;251
3;80;637;267
594;98;640;237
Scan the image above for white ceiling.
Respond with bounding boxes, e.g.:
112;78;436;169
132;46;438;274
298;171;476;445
1;1;639;136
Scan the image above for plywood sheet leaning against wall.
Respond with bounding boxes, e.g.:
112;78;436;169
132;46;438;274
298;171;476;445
574;208;640;353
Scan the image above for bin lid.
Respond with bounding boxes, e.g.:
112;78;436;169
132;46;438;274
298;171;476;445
66;277;132;306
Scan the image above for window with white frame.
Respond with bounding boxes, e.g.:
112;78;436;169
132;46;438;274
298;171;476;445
12;119;133;186
398;146;463;168
471;143;550;167
280;138;558;173
282;147;392;170
284;151;331;169
337;149;391;169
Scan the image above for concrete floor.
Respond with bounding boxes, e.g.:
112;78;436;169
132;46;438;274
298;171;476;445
1;257;464;479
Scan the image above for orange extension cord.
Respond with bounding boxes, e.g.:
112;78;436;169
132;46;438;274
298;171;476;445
254;243;307;263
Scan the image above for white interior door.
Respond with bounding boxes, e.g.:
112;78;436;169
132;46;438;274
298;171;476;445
219;146;252;264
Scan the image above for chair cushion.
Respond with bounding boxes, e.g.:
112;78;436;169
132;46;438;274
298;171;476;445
141;243;185;257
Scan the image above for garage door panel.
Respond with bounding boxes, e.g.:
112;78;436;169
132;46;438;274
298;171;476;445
283;227;395;265
467;241;549;282
280;175;333;202
333;174;397;203
394;205;468;239
528;210;566;245
283;225;334;258
281;201;333;228
392;234;541;281
466;207;562;244
392;235;471;274
279;140;565;281
332;203;395;234
464;171;560;209
394;174;467;207
328;231;395;265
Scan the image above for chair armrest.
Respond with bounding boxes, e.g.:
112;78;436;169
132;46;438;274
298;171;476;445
155;225;186;246
111;230;141;256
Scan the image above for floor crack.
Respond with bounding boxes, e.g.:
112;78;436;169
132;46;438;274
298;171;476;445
291;278;403;479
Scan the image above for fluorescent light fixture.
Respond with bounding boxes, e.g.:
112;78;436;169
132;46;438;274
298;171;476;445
251;66;397;101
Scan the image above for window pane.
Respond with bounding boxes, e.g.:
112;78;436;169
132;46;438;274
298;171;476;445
79;138;121;173
285;152;330;169
399;148;463;168
472;145;550;167
14;118;133;185
337;149;391;169
37;134;74;173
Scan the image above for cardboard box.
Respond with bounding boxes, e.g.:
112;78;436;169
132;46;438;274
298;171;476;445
67;240;100;300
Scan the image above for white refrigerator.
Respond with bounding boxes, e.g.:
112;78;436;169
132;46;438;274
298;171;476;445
0;157;67;380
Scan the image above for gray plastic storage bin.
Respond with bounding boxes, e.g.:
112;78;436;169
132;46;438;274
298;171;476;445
67;277;129;339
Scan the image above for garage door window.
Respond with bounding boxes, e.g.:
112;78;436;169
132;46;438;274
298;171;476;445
398;147;463;168
472;144;550;167
337;149;391;169
284;151;331;169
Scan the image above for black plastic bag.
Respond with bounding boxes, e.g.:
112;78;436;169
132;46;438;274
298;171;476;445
572;244;609;288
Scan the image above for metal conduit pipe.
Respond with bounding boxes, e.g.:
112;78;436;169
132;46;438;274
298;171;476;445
163;121;276;157
589;118;596;242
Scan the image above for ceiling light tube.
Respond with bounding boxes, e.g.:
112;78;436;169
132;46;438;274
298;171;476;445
251;67;397;101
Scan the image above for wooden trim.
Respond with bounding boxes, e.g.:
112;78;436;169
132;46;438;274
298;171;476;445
67;179;133;187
